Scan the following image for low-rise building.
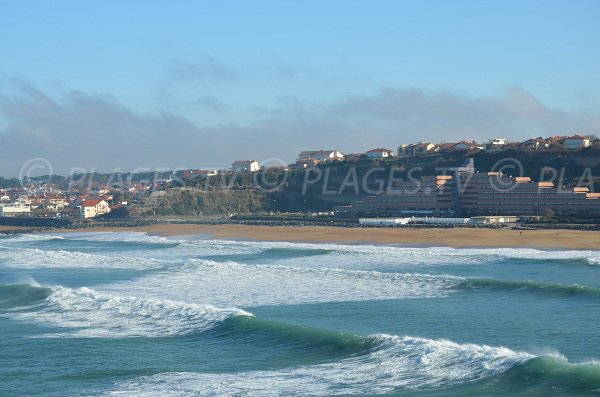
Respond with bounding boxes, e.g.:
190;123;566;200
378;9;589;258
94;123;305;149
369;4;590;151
562;135;591;150
359;217;411;226
182;169;218;179
521;138;549;150
468;216;520;224
0;203;31;217
297;150;344;163
438;141;482;153
44;194;68;211
232;160;260;173
485;138;507;151
365;148;393;159
80;199;111;218
398;142;436;157
295;158;321;169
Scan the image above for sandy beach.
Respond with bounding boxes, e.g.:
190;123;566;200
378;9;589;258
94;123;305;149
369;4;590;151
0;226;32;232
47;223;600;250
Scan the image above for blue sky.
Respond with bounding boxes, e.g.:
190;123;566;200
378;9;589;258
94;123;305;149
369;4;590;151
1;0;599;176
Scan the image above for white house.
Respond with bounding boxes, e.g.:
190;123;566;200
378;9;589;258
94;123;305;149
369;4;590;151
521;138;549;150
0;203;31;217
297;150;344;163
80;199;111;218
562;135;591;150
397;144;410;156
398;142;436;157
17;196;33;206
485;138;507;151
182;169;218;179
231;160;260;173
365;148;393;159
44;195;68;211
440;141;482;152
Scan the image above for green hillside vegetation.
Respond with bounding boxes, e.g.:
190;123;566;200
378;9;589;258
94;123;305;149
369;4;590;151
140;189;271;217
166;145;600;215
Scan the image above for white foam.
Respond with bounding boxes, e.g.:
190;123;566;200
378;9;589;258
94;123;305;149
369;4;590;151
180;238;600;268
104;259;463;307
0;247;165;269
587;257;600;265
10;286;251;337
4;232;598;271
52;231;179;245
0;233;64;243
0;231;176;245
107;334;533;396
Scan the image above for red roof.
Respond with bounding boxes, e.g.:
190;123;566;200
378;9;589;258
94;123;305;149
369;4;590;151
564;134;588;140
45;194;66;200
523;138;546;144
436;143;456;150
82;199;104;208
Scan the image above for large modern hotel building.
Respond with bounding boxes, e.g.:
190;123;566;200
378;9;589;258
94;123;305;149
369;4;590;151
337;159;600;217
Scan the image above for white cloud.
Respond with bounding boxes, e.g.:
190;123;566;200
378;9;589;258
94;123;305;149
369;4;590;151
1;81;598;177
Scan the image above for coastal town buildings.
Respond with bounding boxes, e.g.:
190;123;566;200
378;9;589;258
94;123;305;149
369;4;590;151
0;203;31;217
398;142;436;157
1;132;598;222
296;150;344;168
182;169;218;179
438;141;483;153
80;199;111;218
339;175;454;216
232;160;260;173
521;138;550;150
337;159;600;218
365;148;394;159
563;135;591;150
43;194;68;211
298;150;344;163
485;138;507;151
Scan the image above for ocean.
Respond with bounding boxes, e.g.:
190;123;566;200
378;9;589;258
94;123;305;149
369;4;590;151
1;231;599;396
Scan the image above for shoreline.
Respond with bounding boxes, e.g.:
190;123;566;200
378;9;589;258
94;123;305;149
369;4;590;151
45;223;600;250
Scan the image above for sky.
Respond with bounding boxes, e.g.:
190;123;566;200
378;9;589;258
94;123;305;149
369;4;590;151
1;0;599;177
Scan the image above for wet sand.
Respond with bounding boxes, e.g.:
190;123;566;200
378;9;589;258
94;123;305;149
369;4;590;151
49;223;600;250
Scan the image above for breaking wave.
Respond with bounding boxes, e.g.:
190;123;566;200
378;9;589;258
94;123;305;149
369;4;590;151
183;238;600;268
103;259;463;307
462;278;600;297
5;284;251;338
0;247;166;269
106;334;533;396
0;282;53;309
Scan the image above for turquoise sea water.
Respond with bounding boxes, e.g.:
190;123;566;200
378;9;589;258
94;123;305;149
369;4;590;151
1;232;600;396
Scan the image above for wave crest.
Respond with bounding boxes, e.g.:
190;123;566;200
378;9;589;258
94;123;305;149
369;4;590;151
106;334;531;396
0;282;52;309
9;286;251;338
105;259;463;307
462;278;600;297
